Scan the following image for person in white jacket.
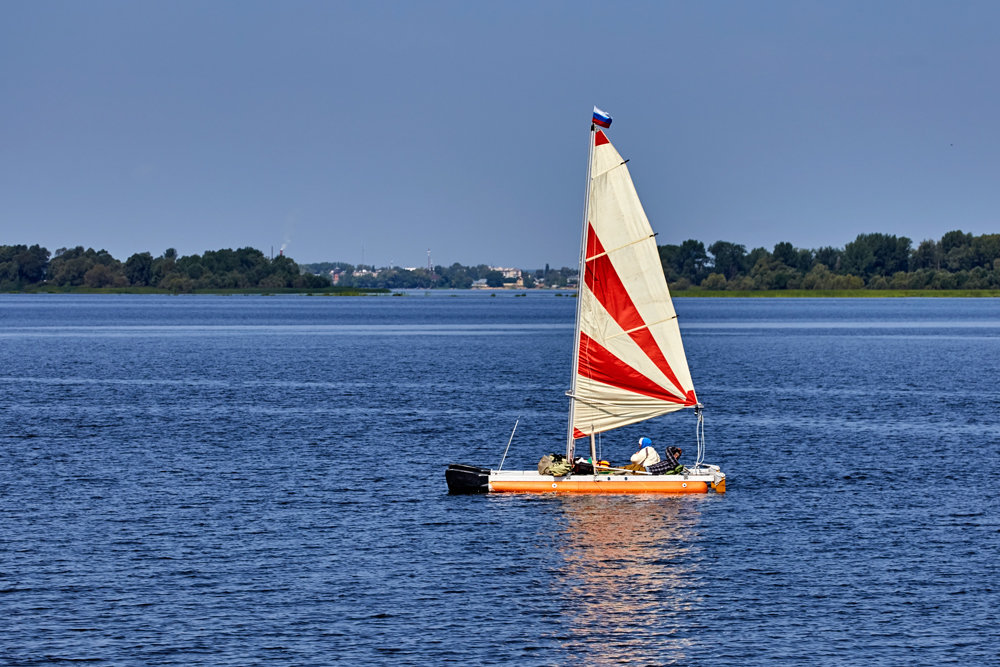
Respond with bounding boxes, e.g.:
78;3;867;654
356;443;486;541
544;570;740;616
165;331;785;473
629;437;660;469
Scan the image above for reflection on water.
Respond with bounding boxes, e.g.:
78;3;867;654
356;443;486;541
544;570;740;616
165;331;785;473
552;496;707;665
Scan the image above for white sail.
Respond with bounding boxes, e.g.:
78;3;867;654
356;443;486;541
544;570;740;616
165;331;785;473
571;129;697;438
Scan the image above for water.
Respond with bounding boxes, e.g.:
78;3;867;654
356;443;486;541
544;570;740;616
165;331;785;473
1;293;998;665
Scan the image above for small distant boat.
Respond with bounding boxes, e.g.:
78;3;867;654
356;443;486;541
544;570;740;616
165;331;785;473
447;108;726;494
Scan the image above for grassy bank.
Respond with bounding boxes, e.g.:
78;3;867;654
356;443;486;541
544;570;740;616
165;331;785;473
10;286;1000;297
12;286;390;296
672;288;1000;297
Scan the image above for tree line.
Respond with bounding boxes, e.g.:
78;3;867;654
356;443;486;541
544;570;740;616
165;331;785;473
661;230;1000;290
308;229;1000;291
3;229;998;292
0;245;330;291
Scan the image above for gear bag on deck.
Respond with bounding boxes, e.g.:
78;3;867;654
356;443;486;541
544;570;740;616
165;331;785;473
538;453;573;477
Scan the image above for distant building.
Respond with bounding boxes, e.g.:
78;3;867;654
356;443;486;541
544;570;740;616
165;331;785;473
492;266;522;280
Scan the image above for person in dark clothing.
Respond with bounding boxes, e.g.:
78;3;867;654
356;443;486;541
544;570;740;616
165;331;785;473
661;446;684;475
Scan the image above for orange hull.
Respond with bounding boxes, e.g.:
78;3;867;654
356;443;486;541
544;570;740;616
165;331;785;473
489;478;712;494
445;465;726;495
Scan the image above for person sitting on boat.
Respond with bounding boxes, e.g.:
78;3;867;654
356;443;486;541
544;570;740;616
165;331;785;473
647;446;685;475
661;446;684;474
624;437;660;471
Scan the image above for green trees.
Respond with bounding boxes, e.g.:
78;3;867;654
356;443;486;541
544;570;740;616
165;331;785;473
841;233;912;279
46;247;126;287
439;263;473;289
659;240;709;284
83;263;127;288
124;252;153;286
771;242;798;268
0;244;50;289
4;228;1000;292
707;241;747;279
911;240;940;271
683;230;1000;291
141;247;328;290
0;244;330;291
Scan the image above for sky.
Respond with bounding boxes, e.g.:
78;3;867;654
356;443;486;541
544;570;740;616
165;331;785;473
3;1;1000;269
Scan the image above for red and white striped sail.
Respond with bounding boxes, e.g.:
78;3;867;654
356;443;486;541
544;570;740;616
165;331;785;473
571;129;697;438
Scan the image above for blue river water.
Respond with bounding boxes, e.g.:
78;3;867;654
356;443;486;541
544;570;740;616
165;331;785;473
1;293;998;665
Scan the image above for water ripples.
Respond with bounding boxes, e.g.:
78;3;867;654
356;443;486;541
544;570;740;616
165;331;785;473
1;294;998;664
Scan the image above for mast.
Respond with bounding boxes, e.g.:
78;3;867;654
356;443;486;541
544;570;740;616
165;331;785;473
565;121;597;461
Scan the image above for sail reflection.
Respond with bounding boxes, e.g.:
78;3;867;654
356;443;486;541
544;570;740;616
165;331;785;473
553;495;706;665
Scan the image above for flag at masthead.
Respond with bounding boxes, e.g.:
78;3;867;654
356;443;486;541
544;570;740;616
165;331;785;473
592;107;612;128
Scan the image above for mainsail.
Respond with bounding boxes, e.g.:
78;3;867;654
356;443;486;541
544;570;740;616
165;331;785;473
569;129;697;441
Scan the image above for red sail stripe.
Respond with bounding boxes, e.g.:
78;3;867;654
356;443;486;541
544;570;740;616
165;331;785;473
584;223;689;398
595;130;610;146
578;332;693;405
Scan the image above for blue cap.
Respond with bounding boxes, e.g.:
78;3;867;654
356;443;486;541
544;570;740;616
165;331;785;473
639;437;652;446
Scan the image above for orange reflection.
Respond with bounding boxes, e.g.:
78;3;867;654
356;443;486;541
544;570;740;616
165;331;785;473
553;495;706;664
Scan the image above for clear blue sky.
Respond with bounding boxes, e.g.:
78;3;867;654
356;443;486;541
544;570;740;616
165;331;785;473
3;1;999;268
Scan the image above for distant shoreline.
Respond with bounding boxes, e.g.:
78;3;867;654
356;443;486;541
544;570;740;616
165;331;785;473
5;286;390;296
6;287;1000;298
672;288;1000;298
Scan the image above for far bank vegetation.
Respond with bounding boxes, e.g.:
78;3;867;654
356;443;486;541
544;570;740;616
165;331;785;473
663;230;1000;292
2;230;998;293
0;246;330;292
316;229;1000;292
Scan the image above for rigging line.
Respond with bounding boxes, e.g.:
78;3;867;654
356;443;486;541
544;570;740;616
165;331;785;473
498;417;519;471
590;160;632;180
566;391;695;409
565;398;623;421
604;314;678;340
694;404;706;467
566;392;621;415
585;234;657;263
565;391;628;407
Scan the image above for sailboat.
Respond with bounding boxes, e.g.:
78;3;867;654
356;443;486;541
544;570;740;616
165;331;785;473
446;108;726;494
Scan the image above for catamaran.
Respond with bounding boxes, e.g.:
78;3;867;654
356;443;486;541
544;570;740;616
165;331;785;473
446;108;726;494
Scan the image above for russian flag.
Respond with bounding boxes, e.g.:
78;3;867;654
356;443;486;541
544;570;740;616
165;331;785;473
592;106;612;128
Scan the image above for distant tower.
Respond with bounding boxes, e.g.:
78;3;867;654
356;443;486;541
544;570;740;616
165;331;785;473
427;249;432;271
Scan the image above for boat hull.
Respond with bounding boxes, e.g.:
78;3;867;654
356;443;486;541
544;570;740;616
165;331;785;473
491;476;708;494
445;464;491;494
483;466;726;494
